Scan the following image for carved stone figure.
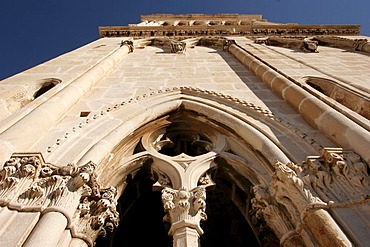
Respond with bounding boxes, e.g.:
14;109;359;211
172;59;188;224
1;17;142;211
170;40;187;53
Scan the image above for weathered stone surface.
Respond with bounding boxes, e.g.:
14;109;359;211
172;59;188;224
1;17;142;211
0;14;369;247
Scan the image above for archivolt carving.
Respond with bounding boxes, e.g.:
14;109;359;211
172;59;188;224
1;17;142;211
252;180;308;246
0;153;119;246
47;87;322;170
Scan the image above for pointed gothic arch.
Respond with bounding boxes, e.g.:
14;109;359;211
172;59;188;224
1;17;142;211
29;87;356;245
0;88;365;247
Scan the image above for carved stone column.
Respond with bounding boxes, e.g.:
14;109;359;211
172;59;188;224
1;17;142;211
24;211;68;247
161;186;207;247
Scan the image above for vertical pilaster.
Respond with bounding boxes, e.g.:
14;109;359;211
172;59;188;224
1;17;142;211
0;42;133;165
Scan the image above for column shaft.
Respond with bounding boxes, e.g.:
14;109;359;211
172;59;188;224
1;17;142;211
24;212;68;247
173;227;199;247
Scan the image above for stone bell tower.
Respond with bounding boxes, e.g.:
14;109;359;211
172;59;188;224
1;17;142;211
0;14;369;247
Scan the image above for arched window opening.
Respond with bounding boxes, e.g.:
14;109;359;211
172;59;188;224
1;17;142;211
33;78;61;99
201;186;259;247
95;166;172;247
206;162;279;247
304;76;370;120
0;78;61;121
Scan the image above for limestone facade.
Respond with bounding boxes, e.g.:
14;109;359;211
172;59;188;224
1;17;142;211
0;14;369;247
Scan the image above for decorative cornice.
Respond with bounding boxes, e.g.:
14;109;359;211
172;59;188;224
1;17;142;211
99;25;360;38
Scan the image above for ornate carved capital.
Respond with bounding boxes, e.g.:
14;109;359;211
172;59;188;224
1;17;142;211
301;148;370;203
161;186;207;235
252;148;370;246
0;153;119;247
72;186;119;246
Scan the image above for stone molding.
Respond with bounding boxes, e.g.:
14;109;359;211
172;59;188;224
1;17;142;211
255;36;318;53
0;153;119;246
228;42;370;163
46;86;323;159
254;35;370;54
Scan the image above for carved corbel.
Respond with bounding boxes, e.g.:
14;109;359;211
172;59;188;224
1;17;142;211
254;37;318;53
120;40;134;53
170;40;187;53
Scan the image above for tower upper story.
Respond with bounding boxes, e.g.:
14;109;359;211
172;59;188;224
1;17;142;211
99;13;360;38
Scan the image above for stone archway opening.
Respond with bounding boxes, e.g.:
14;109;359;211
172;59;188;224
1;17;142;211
95;165;172;247
96;165;266;247
93;108;286;246
201;185;258;247
201;163;279;247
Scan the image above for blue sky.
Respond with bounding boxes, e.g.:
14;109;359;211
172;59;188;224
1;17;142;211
1;0;369;80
